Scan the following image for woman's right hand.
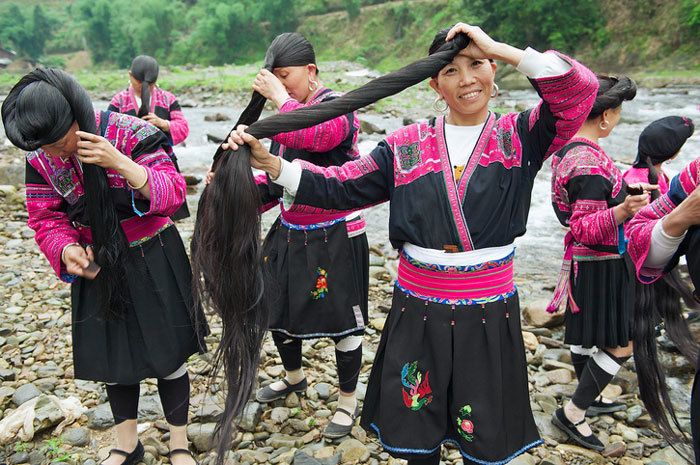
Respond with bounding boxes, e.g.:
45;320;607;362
223;125;282;177
614;192;650;223
62;244;100;279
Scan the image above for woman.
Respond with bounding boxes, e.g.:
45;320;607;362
108;55;190;220
2;69;206;465
623;116;695;194
626;157;700;462
211;33;367;439
547;75;647;450
225;22;597;465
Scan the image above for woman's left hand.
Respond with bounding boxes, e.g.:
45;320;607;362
142;113;170;132
446;23;502;60
76;131;125;170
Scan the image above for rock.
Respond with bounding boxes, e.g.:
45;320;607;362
83;460;97;465
523;300;565;328
617;424;638;442
204;112;231;122
87;402;115;429
507;453;536;465
61;426;91;446
138;395;164;418
532;411;568;442
268;433;301;448
239;401;262;432
542;360;575;372
555;444;603;462
12;382;41;406
194;398;224;422
336;438;369;463
0;368;16;381
360;120;386;135
600;383;623;399
314;383;332;399
369;318;386;331
271;406;291;423
649;446;686;465
625;442;644;457
28;450;46;465
545;368;572;384
539;454;565;465
618;458;644;465
187;423;217;452
36;362;64;378
601;441;626;457
206;133;224;144
521;331;539;351
285;392;300;407
626;404;643;423
294;450;323;465
9;452;30;465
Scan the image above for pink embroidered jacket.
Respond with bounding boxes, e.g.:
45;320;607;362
108;86;189;146
548;139;630;312
281;52;596;252
626;157;700;283
622;166;670;195
257;87;363;231
25;111;186;282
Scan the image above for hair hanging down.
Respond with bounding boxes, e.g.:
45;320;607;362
1;68;131;318
130;55;159;117
191;30;471;462
587;74;637;120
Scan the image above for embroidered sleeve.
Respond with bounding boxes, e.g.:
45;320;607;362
518;52;598;168
287;140;394;213
271;98;356;153
107;91;124;113
167;98;189;146
128;127;187;217
255;173;281;213
25;160;80;282
566;174;620;248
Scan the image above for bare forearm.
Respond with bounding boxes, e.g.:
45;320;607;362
492;43;525;68
115;157;151;199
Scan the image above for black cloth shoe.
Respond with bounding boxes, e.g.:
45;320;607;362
255;377;308;403
100;441;145;465
169;448;199;465
552;408;605;451
322;403;360;439
586;398;626;416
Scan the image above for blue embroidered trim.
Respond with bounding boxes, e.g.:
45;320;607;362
280;217;344;231
617;224;627;255
61;272;78;283
395;282;517;306
668;174;688;206
269;326;364;339
131;191;146;217
370;423;543;465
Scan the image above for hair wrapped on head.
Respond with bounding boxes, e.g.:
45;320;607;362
587;74;637;120
633;116;695;169
1;68;131;319
130;55;159;117
191;30;470;464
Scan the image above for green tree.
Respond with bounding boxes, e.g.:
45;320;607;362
0;4;54;62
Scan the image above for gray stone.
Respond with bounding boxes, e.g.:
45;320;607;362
649;446;686;465
292;451;322;465
532;411;568;442
507;453;536;465
314;382;332;399
336;438;369;463
271;406;291;424
626;404;643;423
28;450;45;465
12;382;41;406
187;423;217;452
35;362;64;378
138;395;164;418
61;426;91;446
239;401;262;432
34;395;66;433
0;368;15;380
9;451;30;465
87;402;115;429
193;398;224;422
83;460;97;465
268;433;301;448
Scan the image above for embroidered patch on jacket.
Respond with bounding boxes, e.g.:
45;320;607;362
456;404;475;441
401;361;433;411
310;267;328;300
397;142;422;171
496;127;516;160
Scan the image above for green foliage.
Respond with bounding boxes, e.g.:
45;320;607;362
346;0;362;20
0;3;56;62
683;0;700;34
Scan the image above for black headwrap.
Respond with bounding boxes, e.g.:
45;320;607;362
633;116;695;168
1;68;131;319
130;55;160;117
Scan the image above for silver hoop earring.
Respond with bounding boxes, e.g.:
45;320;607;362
433;96;448;113
308;80;319;92
599;121;609;131
491;83;499;98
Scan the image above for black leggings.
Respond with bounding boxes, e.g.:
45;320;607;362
106;372;190;426
272;332;362;393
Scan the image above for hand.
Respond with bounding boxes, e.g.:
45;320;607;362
142;113;170;132
252;69;289;107
223;125;281;175
446;23;501;60
614;192;650;223
62;244;100;279
627;182;659;195
76;131;124;170
205;170;215;185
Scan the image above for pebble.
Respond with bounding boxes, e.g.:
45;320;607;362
12;382;41;406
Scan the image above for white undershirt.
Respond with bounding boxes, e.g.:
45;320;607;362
275;47;571;266
644;220;686;268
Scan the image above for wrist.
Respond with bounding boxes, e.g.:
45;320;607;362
265;157;282;180
273;92;291;108
61;243;80;264
663;210;691;237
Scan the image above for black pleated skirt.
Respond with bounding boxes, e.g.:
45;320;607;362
360;288;542;463
71;225;207;384
263;217;369;339
564;254;636;349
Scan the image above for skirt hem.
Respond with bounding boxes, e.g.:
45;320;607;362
269;326;365;340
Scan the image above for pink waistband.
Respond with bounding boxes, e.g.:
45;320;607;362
77;215;172;247
396;252;516;305
280;209;349;225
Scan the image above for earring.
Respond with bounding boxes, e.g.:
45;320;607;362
433;96;448;113
308;80;319;92
599;121;609;131
491;83;499;98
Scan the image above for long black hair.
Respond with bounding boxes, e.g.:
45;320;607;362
191;30;471;461
1;68;130;318
130;55;159;117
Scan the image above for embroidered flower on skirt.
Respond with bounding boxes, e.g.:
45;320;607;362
310;267;328;300
456;404;475;441
401;361;433;411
